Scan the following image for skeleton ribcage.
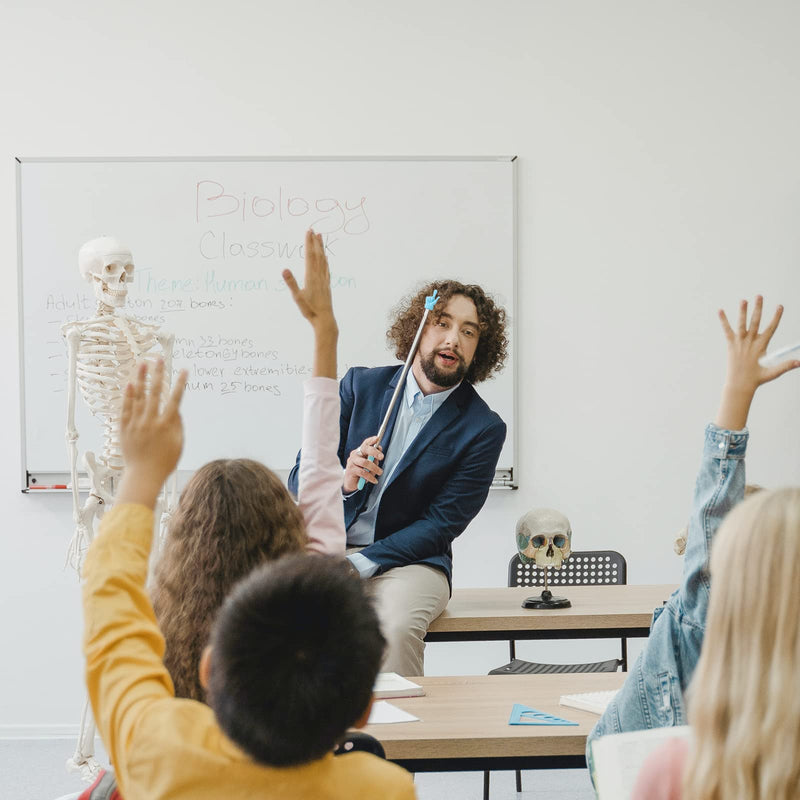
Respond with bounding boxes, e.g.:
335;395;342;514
76;319;159;468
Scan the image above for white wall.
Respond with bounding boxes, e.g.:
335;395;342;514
2;0;799;732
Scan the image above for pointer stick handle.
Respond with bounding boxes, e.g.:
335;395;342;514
356;291;440;490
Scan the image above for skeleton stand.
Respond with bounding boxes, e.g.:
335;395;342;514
521;568;572;610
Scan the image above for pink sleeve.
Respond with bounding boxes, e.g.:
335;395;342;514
631;737;689;800
299;377;346;556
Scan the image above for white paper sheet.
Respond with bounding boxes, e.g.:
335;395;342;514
367;700;420;724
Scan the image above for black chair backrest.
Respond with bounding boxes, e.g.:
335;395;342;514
508;550;627;588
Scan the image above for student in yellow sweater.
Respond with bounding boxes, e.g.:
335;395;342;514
82;366;416;798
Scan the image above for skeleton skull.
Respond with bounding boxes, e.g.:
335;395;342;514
79;236;134;308
516;508;572;569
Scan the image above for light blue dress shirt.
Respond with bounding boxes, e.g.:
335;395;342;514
346;370;459;577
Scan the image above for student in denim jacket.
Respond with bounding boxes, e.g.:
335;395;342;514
587;296;800;770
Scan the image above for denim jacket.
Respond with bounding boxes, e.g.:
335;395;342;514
587;423;747;758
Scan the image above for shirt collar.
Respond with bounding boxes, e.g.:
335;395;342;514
404;368;460;410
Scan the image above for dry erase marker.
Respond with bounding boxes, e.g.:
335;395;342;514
29;484;68;489
759;340;800;367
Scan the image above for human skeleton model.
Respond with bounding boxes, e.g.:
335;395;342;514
516;508;573;609
61;236;175;779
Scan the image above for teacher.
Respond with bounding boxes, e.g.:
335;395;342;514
289;279;508;675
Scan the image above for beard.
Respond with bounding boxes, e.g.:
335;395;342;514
419;349;468;388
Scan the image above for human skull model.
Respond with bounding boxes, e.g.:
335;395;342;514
78;236;134;308
516;508;572;568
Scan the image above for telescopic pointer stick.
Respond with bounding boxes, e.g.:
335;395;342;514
356;289;441;491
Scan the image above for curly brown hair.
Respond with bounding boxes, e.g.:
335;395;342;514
150;459;306;702
387;280;508;384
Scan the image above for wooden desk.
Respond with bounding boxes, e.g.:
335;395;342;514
425;584;677;643
365;673;627;772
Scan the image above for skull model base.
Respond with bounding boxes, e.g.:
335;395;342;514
522;588;571;609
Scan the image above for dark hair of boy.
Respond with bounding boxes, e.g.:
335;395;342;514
207;553;386;767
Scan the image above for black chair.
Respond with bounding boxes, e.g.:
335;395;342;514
483;550;627;799
334;731;386;759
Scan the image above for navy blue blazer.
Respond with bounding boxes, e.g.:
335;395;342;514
288;365;506;588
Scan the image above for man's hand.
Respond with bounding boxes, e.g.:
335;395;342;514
716;296;800;430
343;436;384;493
117;360;188;508
283;229;338;379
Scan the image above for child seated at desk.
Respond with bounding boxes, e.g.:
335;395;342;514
588;296;800;799
632;483;800;798
150;230;345;703
80;233;415;799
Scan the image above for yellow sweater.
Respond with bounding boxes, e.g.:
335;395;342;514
83;504;416;800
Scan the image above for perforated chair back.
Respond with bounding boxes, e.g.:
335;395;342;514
485;549;629;800
508;550;627;589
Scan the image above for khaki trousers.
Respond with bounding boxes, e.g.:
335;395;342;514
349;548;450;677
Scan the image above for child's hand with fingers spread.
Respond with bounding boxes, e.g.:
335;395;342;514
282;229;337;334
282;229;338;379
118;360;189;508
716;296;800;430
720;296;800;392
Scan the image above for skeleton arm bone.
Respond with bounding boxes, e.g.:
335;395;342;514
156;331;178;537
158;331;175;381
64;326;105;570
64;326;83;529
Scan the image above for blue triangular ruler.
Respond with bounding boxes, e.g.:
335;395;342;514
508;703;578;726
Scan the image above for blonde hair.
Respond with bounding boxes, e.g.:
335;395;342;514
683;488;800;800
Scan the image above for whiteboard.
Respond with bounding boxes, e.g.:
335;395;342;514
17;157;516;486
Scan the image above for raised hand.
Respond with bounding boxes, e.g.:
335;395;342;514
716;296;800;430
282;229;338;379
282;230;336;331
117;360;188;508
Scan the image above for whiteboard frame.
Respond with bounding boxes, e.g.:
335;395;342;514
16;155;518;491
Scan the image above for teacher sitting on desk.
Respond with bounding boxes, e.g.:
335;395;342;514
289;280;508;676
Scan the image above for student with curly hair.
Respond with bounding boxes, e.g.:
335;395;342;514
150;460;307;701
148;231;345;703
289;279;509;675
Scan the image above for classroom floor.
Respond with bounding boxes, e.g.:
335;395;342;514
0;738;596;799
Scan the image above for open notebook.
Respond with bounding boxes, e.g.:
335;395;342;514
559;689;618;715
591;725;691;799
